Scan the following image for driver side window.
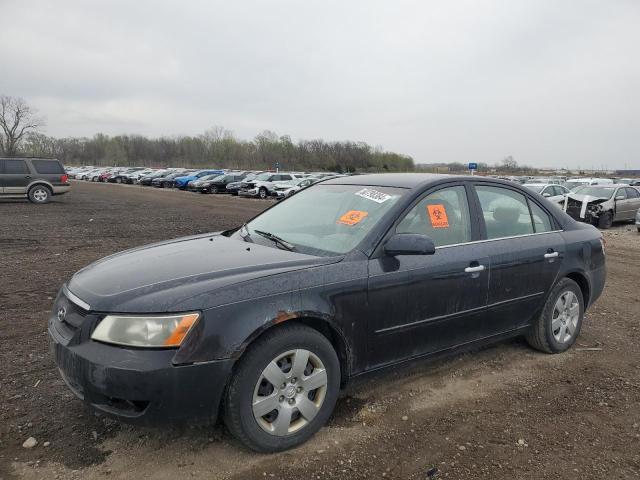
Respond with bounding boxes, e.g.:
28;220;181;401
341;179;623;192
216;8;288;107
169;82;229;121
396;186;472;247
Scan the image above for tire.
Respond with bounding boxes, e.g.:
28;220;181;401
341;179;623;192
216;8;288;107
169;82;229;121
27;185;52;204
526;278;584;354
211;186;218;194
598;211;613;229
258;187;268;199
223;324;340;452
115;177;122;184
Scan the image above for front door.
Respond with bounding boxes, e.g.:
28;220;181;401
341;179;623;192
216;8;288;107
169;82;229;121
367;184;490;368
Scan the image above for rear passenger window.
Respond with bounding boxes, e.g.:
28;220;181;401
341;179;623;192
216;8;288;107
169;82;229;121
2;159;29;174
476;186;534;239
31;160;65;174
529;201;554;233
396;186;471;247
625;188;639;199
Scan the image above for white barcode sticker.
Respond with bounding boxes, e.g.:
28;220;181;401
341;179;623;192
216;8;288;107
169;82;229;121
355;188;392;204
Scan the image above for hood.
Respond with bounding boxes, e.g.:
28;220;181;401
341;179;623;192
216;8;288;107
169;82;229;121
67;234;339;313
565;194;608;204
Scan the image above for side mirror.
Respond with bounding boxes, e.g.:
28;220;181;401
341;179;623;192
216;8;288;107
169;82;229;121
542;192;551;197
384;233;436;256
615;195;625;201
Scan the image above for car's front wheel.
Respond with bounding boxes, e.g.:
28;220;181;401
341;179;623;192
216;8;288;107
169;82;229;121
223;324;340;452
598;211;613;229
526;277;584;353
258;187;268;199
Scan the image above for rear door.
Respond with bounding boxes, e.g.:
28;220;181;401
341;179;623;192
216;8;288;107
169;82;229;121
472;183;565;329
1;158;31;194
625;187;640;220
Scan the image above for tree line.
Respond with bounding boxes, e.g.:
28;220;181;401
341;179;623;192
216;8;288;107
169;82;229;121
3;95;536;174
19;128;415;173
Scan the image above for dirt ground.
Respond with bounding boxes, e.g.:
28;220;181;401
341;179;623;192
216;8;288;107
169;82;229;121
1;181;639;480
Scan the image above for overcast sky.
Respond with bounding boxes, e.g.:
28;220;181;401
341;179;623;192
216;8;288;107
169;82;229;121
1;0;639;169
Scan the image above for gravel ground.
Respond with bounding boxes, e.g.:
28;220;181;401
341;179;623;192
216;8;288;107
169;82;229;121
1;181;639;479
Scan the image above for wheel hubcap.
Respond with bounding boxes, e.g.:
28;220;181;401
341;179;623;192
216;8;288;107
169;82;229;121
33;189;47;201
252;349;328;436
552;291;579;343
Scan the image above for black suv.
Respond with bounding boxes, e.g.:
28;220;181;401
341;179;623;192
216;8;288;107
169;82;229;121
0;157;70;203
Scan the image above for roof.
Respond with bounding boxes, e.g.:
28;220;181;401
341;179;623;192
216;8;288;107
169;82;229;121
322;173;455;189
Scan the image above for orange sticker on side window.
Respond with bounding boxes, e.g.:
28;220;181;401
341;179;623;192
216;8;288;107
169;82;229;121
337;210;368;226
427;204;449;228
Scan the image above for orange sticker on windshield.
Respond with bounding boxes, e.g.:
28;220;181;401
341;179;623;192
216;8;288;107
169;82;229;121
338;210;368;226
427;204;449;228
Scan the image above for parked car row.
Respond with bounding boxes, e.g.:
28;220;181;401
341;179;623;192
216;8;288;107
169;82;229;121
65;165;345;200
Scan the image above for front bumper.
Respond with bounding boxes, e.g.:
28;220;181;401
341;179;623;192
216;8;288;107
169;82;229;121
238;188;259;197
48;292;234;425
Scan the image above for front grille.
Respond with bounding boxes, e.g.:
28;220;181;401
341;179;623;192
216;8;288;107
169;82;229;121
51;292;89;345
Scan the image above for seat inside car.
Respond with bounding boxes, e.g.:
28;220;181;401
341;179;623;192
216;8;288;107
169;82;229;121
485;206;531;238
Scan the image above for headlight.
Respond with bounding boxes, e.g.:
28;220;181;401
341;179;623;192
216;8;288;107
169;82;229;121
91;313;200;348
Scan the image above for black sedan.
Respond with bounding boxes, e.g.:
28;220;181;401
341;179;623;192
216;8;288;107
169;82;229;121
198;173;247;193
49;174;605;452
151;171;190;188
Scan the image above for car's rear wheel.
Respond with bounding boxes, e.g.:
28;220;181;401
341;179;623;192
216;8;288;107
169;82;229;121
526;278;584;353
223;324;340;452
28;185;52;204
598;211;613;229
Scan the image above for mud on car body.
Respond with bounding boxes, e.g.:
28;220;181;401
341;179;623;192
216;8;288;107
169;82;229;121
50;174;606;452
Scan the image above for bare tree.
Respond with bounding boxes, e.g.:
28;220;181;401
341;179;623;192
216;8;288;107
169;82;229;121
0;95;45;156
501;155;518;171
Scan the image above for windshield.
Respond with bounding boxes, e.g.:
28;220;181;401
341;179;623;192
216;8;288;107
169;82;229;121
240;184;406;256
523;184;545;193
572;186;616;199
200;174;222;181
253;172;274;181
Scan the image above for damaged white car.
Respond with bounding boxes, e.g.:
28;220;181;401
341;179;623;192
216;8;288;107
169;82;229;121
561;185;640;229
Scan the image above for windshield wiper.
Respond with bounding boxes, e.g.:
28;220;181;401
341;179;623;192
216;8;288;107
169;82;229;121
253;230;296;251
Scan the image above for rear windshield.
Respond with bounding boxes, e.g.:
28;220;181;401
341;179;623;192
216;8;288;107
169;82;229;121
31;159;65;174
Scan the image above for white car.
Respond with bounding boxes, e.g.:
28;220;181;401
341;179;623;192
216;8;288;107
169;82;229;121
564;177;614;191
523;183;571;204
271;177;319;199
636;207;640;233
238;172;306;199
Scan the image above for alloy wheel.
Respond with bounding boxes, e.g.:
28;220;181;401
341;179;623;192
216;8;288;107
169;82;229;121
252;349;328;436
32;188;48;202
552;291;579;343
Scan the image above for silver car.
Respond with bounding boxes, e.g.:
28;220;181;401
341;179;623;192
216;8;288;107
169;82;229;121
635;207;640;233
562;185;640;229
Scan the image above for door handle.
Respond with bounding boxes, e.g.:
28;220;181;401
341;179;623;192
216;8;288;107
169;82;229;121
464;265;486;273
544;252;559;259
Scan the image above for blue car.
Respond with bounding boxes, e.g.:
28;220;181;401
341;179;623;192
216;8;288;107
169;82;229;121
174;169;225;189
